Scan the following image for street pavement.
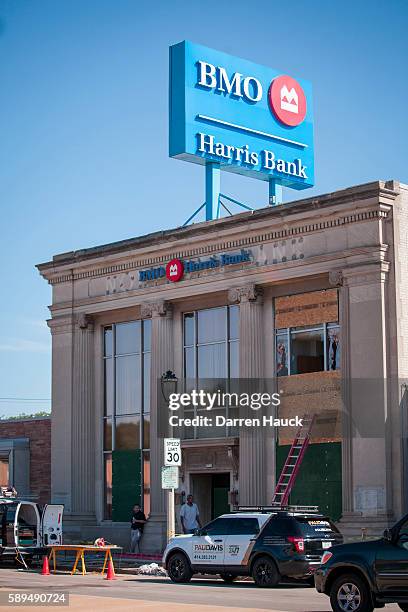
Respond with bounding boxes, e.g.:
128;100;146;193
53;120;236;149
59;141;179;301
0;568;401;611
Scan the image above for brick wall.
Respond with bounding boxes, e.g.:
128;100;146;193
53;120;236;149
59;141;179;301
0;418;51;504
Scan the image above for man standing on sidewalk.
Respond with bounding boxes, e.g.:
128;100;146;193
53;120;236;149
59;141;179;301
180;494;202;534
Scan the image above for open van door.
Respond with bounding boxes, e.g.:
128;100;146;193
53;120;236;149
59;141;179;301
40;505;63;546
15;502;40;547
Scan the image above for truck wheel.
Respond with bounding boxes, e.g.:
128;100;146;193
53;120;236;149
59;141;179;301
251;556;280;587
167;552;193;583
220;573;236;583
330;574;373;612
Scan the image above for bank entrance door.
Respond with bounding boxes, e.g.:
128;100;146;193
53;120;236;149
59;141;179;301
191;473;230;525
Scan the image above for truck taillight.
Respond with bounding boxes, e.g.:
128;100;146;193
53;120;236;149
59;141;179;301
287;536;305;553
321;551;333;565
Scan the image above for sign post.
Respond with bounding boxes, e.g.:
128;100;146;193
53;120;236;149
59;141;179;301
269;179;283;206
205;162;221;221
161;466;179;541
163;440;181;541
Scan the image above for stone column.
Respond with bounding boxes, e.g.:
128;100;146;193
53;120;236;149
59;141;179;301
48;316;74;512
229;284;266;506
71;313;95;520
141;300;173;549
338;263;394;535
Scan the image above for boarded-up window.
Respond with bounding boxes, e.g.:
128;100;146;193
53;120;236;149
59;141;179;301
275;289;338;329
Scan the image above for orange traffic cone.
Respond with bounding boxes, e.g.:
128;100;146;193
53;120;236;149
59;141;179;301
105;560;116;580
41;555;50;576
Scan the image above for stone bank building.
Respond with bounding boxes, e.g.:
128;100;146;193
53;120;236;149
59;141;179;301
37;180;408;552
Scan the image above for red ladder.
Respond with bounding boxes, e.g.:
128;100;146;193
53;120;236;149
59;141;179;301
272;414;316;507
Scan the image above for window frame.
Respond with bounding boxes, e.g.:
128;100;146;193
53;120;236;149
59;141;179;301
203;517;236;536
102;319;151;520
182;305;239;440
228;517;260;535
275;322;340;376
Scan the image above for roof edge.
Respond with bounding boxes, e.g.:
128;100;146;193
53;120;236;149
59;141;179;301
37;179;401;273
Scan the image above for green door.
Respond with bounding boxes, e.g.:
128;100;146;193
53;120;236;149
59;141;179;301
276;442;342;521
211;473;230;519
112;450;142;522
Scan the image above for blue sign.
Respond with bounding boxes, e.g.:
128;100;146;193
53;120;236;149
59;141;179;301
169;41;314;190
139;249;252;282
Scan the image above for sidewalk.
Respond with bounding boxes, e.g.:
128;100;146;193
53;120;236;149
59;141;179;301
120;553;162;563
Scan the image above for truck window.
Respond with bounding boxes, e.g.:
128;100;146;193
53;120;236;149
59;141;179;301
229;518;260;535
264;517;296;536
204;518;235;535
296;517;339;537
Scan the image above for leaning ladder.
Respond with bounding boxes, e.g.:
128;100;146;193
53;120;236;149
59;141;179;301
271;414;316;507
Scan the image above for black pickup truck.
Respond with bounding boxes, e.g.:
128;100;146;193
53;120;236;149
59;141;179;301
315;513;408;612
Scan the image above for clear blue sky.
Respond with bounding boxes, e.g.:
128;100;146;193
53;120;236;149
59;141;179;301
1;0;407;416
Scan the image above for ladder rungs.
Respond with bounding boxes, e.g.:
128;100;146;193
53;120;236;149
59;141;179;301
272;413;316;505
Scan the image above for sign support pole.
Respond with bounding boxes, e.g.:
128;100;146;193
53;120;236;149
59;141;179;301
164;435;179;542
167;488;175;540
205;162;221;221
269;179;283;206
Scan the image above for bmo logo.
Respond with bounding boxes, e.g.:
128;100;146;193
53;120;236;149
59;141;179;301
166;258;184;282
268;75;306;127
196;61;307;127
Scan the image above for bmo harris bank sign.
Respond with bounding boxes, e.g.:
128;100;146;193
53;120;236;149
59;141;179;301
139;250;251;282
169;41;314;190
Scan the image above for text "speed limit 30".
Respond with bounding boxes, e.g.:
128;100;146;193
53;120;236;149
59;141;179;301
164;438;181;466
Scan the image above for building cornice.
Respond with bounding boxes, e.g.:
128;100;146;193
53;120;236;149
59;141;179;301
38;190;395;286
48;244;388;317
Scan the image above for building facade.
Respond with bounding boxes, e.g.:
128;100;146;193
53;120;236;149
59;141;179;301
0;417;51;504
38;180;408;551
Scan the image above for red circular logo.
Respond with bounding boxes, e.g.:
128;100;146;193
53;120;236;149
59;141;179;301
166;258;184;282
268;75;307;127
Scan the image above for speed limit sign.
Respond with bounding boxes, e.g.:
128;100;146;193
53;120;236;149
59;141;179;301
164;438;181;467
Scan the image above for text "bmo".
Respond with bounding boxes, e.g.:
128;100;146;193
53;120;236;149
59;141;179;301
197;60;263;103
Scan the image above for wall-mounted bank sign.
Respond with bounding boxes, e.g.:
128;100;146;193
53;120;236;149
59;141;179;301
139;249;251;282
169;41;314;190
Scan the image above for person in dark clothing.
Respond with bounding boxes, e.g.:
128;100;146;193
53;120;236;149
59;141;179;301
130;504;147;553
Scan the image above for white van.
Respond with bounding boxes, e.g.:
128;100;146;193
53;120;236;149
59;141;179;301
0;495;63;563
